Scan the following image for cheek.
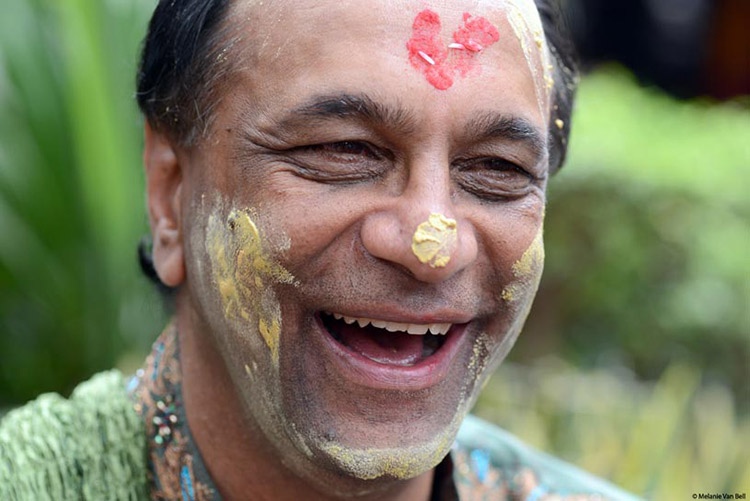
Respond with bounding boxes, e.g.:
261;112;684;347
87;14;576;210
500;227;545;304
471;204;545;362
469;227;544;384
476;196;545;282
203;201;297;366
263;187;378;276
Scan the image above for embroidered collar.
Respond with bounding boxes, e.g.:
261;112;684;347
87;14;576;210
130;323;218;500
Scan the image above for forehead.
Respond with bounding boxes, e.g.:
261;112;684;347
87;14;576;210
219;0;548;133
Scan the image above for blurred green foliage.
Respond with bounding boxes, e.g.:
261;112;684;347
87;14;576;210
513;70;750;407
0;0;164;403
0;1;747;498
475;359;750;499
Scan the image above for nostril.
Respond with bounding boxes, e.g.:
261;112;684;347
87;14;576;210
385;260;418;280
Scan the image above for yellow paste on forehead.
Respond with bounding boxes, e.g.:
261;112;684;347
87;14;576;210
503;0;555;116
207;207;296;365
411;213;458;268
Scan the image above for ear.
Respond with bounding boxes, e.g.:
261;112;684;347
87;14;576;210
144;121;185;287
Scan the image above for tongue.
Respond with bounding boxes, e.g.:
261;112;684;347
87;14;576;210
339;323;425;366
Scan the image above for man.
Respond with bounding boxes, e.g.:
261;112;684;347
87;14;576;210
0;0;640;499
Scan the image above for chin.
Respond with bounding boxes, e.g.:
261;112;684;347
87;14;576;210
259;311;498;482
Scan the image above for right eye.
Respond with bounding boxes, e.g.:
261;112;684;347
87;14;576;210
284;141;390;182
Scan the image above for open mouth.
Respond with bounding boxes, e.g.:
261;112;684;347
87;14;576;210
319;312;453;367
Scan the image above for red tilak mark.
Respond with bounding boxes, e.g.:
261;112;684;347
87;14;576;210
451;13;500;78
406;10;500;90
406;10;452;90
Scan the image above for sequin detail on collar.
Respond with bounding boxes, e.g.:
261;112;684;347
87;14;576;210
129;323;220;500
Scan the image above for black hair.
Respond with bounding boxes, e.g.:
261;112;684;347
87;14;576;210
136;0;579;289
136;0;233;145
534;0;580;171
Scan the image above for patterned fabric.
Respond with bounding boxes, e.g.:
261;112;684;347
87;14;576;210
130;323;219;500
128;324;640;501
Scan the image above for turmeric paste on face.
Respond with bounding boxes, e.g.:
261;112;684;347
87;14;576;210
208;207;296;365
411;213;458;268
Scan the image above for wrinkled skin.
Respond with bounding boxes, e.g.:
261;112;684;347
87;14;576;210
144;0;550;499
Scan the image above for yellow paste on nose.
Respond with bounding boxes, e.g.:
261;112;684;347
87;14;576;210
411;213;458;268
208;208;296;364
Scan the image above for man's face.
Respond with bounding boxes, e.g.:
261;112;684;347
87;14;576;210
178;0;549;489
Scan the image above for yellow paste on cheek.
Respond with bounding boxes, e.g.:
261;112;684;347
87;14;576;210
207;208;296;364
411;213;458;268
501;228;545;302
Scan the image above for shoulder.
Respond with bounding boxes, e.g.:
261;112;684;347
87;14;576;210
0;370;148;501
453;414;643;500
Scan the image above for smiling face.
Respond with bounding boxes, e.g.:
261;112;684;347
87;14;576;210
158;0;550;493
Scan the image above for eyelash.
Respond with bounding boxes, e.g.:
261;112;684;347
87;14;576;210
456;157;535;177
451;156;541;201
300;141;383;160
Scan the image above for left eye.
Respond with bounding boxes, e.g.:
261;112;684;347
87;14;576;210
454;157;536;200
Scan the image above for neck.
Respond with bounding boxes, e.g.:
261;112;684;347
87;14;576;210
176;302;435;501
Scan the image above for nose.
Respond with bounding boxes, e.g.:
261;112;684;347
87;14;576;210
360;161;478;284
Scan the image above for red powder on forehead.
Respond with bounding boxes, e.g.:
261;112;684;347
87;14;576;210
451;13;501;77
453;13;501;50
406;10;500;90
406;10;453;90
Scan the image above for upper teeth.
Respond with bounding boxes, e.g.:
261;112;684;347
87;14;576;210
329;313;451;335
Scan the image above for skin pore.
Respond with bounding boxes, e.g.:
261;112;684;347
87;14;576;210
145;0;552;499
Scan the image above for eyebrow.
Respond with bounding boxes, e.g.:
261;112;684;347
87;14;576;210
276;93;417;135
464;112;546;162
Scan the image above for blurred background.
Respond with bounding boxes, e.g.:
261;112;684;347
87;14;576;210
0;0;747;499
